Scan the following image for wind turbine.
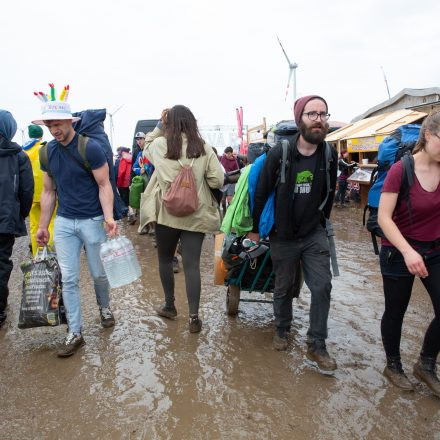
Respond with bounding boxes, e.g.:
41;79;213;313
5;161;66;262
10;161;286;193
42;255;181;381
107;104;124;149
276;36;298;105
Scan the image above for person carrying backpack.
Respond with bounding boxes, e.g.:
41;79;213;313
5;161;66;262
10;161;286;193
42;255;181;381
378;110;440;397
22;124;56;255
33;85;118;357
0;110;34;328
141;106;224;333
248;95;338;371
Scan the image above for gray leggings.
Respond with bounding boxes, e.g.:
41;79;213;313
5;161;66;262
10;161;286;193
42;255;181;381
155;224;205;315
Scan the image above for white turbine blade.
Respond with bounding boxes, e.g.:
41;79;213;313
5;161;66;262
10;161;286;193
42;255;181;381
112;104;124;116
285;69;293;101
276;35;292;66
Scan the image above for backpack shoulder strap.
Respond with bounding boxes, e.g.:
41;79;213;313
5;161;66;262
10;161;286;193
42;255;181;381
38;142;52;177
399;153;415;223
280;140;289;184
318;142;332;211
77;134;90;170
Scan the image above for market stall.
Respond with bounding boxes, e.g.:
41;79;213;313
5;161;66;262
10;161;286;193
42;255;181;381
326;109;427;208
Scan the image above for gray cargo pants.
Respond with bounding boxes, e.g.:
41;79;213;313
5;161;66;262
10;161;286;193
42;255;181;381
270;225;332;342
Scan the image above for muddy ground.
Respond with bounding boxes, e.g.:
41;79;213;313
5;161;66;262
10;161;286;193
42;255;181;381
0;207;439;440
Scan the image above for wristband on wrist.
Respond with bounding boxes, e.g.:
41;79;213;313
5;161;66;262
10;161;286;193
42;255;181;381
105;218;114;224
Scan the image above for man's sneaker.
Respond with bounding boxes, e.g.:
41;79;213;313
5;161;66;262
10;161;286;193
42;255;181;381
413;357;440;398
189;315;202;333
57;333;85;358
306;341;337;371
155;304;177;319
383;358;414;391
0;310;6;328
273;328;288;351
100;307;115;328
173;256;180;273
127;213;136;225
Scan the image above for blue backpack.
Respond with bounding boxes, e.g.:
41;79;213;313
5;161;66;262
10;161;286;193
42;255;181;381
364;123;421;254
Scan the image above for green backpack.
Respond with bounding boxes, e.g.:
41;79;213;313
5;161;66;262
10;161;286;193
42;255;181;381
129;174;149;209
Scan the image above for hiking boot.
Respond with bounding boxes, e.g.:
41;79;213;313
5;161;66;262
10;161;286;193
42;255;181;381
155;304;177;319
173;256;180;273
127;213;136;225
413;357;440;398
273;328;288;351
383;358;414;391
0;310;6;328
306;341;337;371
189;315;202;333
100;307;115;328
57;333;85;358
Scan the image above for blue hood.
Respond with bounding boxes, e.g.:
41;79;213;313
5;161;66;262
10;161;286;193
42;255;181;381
0;109;17;141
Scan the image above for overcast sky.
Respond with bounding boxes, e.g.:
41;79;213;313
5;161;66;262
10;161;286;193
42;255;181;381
2;0;439;149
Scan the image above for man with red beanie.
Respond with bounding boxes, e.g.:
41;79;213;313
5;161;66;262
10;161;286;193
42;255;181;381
249;95;338;371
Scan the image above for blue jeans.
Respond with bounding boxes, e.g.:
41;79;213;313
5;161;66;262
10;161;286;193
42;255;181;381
270;225;332;342
54;215;110;333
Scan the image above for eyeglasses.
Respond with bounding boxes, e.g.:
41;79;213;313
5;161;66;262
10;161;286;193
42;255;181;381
303;111;331;121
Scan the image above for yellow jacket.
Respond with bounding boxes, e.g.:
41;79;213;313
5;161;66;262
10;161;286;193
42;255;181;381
23;140;44;203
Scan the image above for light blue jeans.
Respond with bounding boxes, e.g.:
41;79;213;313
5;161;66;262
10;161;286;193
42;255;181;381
54;215;110;334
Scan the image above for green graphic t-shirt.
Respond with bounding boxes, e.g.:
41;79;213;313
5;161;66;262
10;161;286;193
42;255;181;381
292;150;317;230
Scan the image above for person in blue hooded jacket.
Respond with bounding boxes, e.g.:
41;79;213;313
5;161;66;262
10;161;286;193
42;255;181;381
0;110;34;328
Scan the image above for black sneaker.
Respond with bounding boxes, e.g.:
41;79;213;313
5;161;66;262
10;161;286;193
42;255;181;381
189;315;202;333
306;340;337;371
273;328;288;351
0;310;6;328
155;304;177;319
57;333;85;357
100;307;115;328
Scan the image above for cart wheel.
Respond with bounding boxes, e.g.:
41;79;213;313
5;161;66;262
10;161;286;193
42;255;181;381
226;285;240;316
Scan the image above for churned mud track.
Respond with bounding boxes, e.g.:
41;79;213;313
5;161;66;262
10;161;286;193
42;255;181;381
0;209;439;439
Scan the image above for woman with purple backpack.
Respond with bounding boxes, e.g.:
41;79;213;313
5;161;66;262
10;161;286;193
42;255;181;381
141;106;224;333
378;110;440;397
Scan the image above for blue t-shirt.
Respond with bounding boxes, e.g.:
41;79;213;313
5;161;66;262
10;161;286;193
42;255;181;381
41;134;107;219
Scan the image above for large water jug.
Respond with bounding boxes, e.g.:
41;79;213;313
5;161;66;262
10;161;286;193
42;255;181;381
100;236;142;288
120;236;142;281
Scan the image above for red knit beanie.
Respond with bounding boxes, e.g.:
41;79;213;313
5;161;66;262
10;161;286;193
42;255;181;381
294;95;328;126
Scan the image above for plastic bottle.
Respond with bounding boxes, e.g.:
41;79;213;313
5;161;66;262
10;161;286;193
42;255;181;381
100;236;141;288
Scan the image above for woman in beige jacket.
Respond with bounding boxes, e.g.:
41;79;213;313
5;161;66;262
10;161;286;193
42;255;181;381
141;105;224;333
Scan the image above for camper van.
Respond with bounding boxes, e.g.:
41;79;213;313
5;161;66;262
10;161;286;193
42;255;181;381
132;119;159;157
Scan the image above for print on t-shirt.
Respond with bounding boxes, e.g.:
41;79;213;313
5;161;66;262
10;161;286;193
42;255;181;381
294;170;314;194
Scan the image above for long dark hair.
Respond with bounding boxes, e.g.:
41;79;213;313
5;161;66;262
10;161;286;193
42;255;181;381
164;105;206;160
413;110;440;154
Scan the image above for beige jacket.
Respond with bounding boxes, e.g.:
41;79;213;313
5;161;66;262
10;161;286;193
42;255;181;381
139;126;224;234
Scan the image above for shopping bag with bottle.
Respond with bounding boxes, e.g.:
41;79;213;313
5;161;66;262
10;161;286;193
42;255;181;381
18;246;66;329
100;236;142;288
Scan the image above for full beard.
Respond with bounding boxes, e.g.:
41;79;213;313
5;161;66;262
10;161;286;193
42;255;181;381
299;120;329;145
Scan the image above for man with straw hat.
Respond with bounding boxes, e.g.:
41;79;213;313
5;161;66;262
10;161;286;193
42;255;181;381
33;84;118;357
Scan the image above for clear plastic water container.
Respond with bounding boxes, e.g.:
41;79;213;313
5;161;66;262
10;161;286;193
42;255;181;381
100;236;142;288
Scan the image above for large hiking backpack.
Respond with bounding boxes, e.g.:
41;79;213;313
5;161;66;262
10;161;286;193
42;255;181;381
39;109;127;220
273;120;299;144
363;123;421;254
